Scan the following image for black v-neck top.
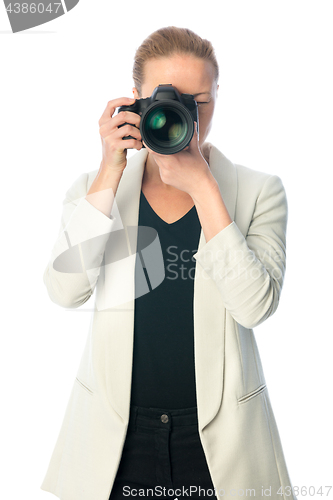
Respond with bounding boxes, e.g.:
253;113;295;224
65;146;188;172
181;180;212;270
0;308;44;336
130;189;202;409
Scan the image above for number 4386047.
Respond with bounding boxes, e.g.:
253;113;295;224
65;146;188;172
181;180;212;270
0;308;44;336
6;3;62;14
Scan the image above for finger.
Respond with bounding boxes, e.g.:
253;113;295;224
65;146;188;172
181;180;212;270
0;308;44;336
114;138;143;151
112;110;141;129
187;123;200;151
115;124;142;142
99;113;141;139
192;122;199;141
98;97;136;126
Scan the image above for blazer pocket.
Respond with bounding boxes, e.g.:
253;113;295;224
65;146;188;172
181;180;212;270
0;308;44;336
75;377;94;396
237;384;267;405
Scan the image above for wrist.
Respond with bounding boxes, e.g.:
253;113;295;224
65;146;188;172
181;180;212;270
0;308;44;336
86;162;123;198
190;169;219;203
99;161;124;179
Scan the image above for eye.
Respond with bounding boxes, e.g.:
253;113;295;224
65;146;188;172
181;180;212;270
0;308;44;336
195;100;211;106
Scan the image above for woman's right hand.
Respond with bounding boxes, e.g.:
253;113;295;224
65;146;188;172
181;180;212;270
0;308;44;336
98;97;142;174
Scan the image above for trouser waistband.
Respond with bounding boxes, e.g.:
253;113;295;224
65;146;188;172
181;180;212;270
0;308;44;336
128;405;198;430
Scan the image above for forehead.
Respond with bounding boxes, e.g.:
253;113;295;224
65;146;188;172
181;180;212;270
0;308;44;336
142;55;215;94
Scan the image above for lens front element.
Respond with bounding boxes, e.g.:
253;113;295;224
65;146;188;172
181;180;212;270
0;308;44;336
147;108;187;147
149;111;167;131
141;101;194;155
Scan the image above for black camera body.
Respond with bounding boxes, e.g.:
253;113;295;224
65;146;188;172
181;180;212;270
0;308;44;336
118;84;198;155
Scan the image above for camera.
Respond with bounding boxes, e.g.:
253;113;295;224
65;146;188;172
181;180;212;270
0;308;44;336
117;84;198;155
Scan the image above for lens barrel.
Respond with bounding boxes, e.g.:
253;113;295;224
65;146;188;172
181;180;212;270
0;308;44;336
141;100;195;155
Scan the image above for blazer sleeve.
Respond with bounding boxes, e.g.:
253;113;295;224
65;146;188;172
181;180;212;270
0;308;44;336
43;172;116;309
193;174;288;329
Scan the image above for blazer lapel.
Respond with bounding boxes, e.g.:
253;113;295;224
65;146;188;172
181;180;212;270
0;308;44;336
193;145;238;432
104;146;238;427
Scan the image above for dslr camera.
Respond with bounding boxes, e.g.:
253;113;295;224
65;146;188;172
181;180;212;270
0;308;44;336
118;84;198;155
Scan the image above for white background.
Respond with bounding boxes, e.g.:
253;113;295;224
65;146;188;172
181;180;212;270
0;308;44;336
1;1;332;499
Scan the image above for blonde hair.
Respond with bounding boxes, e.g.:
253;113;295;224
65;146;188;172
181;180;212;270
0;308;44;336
133;26;219;97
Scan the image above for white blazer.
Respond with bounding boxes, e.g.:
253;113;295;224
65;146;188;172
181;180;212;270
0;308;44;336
41;144;297;500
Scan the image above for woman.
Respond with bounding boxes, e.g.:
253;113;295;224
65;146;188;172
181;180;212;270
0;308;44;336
41;27;297;500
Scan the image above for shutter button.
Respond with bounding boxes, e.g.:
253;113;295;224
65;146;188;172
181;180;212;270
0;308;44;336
161;414;169;423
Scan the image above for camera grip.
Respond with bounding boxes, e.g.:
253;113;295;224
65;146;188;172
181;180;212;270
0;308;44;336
117;121;145;148
118;122;136;141
117;103;141;142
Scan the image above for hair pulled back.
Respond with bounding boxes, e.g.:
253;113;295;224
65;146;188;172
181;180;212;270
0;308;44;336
133;26;219;97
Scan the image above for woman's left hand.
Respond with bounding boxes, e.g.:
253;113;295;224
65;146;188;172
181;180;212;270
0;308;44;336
144;124;216;198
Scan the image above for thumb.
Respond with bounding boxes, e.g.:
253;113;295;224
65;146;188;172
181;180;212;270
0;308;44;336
187;122;199;151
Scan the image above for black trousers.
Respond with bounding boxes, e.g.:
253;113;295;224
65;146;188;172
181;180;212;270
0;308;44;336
109;405;217;500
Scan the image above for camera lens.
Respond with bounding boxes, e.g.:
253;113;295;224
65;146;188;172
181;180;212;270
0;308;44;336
141;101;194;154
147;108;187;146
